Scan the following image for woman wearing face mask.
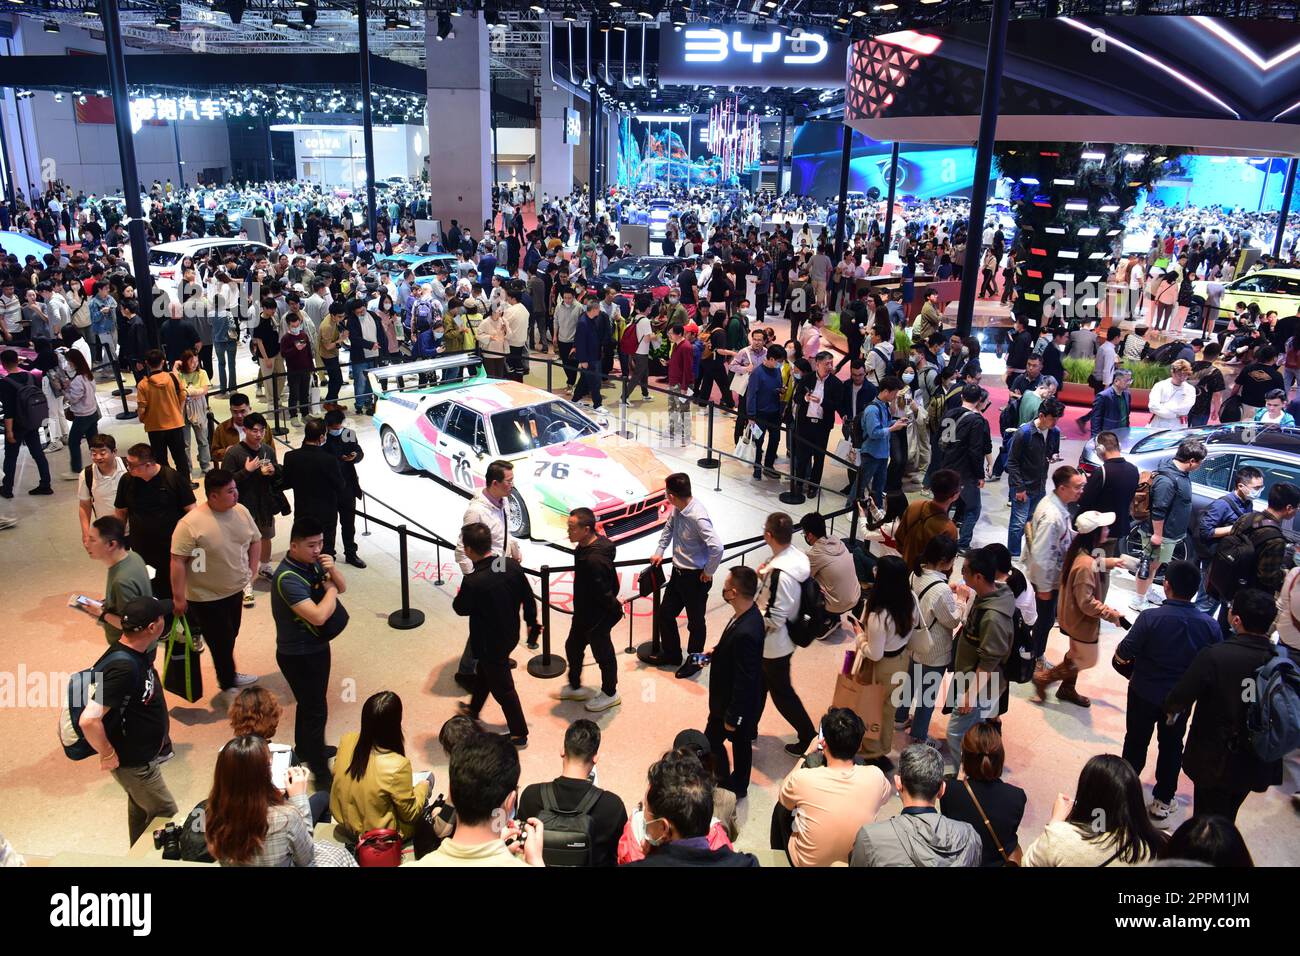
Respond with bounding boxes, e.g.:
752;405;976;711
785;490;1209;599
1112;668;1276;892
279;309;315;424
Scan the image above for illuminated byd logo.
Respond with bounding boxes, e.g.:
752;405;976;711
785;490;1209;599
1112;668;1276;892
683;28;829;65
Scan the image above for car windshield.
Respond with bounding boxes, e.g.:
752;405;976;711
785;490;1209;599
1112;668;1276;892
490;401;601;455
601;262;656;281
149;250;184;266
1131;426;1222;454
375;258;411;273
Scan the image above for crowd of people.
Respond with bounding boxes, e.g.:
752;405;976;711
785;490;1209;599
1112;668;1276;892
2;170;1299;871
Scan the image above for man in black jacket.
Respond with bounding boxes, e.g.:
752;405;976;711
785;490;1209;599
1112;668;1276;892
938;384;992;550
704;565;766;799
624;747;760;868
1039;324;1068;386
1005;397;1063;559
121;298;150;382
280;418;347;558
1164;587;1285;821
792;350;845;498
321;408;366;567
1076;431;1140;556
1004;316;1033;387
554;508;623;713
453;522;539;747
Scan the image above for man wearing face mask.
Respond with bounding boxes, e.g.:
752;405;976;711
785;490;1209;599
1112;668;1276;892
1193;467;1263;617
792;351;844;498
321;408;366;568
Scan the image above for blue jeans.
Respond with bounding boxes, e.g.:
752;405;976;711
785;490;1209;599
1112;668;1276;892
352;358;374;412
857;453;889;506
67;413;100;472
1193;554;1219;615
1186;411;1209;428
956;480;981;549
894;662;948;743
944;681;998;775
214;339;238;393
1007;488;1044;558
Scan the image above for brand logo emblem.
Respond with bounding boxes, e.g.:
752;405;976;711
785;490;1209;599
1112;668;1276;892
682;28;829;65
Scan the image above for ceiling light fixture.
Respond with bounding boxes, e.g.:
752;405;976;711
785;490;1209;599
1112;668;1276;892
44;18;59;32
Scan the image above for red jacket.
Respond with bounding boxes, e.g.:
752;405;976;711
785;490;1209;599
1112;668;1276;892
668;339;694;388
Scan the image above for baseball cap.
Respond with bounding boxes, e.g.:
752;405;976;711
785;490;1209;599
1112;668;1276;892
1075;511;1116;535
672;729;712;758
120;596;173;632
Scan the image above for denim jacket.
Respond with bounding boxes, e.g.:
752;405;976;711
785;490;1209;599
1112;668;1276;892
859;398;894;460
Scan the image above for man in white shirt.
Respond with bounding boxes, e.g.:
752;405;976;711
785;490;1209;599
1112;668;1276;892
620;294;654;405
757;512;818;757
502;282;530;382
453;460;524;688
1128;255;1146;319
1024;466;1086;676
1147;359;1195;430
78;434;128;549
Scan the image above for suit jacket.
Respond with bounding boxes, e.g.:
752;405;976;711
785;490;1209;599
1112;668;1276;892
1089;387;1130;437
794;372;845;433
280;443;346;518
708;604;765;740
452;556;538;661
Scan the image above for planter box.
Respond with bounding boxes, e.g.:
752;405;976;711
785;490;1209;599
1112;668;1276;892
1058;381;1149;411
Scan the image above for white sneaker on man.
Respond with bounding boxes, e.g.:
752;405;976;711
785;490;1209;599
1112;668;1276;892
243;586;255;608
1146;588;1165;606
585;691;622;712
553;685;597;702
1128;594;1147;611
232;673;259;687
258;564;275;581
1148;797;1176;822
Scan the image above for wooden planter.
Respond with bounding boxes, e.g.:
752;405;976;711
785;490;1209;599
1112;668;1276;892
1058;381;1150;411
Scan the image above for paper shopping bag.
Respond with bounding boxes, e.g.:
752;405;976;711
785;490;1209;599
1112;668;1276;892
831;673;886;742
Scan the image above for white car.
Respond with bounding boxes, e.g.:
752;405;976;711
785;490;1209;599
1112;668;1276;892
126;238;273;293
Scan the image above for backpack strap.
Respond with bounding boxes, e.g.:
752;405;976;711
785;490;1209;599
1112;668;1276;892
572;786;603;816
962;779;1013;865
540;782;558;813
275;568;321;637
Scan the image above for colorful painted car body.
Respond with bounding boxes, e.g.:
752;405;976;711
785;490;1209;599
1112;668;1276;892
372;360;671;543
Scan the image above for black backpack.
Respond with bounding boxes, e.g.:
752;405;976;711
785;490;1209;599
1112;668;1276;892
5;370;49;433
536;783;602;867
1003;607;1036;683
1208;521;1285;602
1150;340;1186;365
998;398;1020;434
771;570;834;647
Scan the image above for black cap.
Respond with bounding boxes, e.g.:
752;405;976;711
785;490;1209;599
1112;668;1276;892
120;596;173;632
672;729;711;757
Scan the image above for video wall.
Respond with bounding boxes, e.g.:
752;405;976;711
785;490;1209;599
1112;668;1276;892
1147;156;1292;212
616;115;750;190
790;122;992;200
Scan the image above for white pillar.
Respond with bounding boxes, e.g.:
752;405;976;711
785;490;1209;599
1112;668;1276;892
538;79;573;204
426;14;492;234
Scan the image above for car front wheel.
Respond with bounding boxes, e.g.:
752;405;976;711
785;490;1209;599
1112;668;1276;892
505;489;531;539
380;426;413;474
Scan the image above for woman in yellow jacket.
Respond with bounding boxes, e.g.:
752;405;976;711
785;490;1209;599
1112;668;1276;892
330;691;431;847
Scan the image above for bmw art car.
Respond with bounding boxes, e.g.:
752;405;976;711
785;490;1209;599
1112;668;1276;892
370;354;672;543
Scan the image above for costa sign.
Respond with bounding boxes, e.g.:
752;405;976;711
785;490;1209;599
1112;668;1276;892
658;24;847;88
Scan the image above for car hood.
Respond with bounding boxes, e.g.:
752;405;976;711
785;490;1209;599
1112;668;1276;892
532;434;671;512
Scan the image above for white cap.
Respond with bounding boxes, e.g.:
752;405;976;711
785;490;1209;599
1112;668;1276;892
1075;511;1116;534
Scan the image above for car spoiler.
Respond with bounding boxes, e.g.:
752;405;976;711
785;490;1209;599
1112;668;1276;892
367;352;486;397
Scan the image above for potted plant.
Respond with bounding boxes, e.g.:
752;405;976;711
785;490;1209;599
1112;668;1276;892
1059;357;1169;411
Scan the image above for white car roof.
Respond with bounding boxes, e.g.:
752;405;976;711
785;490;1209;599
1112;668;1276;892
150;238;271;254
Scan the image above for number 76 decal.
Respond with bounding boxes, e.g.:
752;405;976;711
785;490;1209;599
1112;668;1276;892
535;462;571;479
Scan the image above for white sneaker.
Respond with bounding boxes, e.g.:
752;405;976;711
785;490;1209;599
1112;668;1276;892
258;564;274;580
0;515;16;530
1128;595;1146;611
585;691;622;712
1148;797;1176;821
554;685;597;702
242;588;255;608
45;440;63;452
191;634;205;652
232;672;258;687
1146;589;1165;606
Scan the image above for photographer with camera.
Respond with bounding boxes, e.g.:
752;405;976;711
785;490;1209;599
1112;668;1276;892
453;522;539;748
77;596;179;848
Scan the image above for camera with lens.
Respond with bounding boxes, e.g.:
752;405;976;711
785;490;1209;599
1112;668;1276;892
153;822;183;861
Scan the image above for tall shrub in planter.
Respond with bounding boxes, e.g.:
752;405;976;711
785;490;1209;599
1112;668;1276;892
994;143;1181;330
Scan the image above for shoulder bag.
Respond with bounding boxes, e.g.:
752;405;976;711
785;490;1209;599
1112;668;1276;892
962;779;1019;867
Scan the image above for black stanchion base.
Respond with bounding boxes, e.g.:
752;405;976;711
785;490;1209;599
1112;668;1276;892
115;410;138;420
272;426;289;437
527;652;566;678
779;490;807;506
387;608;425;630
111;387;133;397
696;456;721;469
636;640;668;665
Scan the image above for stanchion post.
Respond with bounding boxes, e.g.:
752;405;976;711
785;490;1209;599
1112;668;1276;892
696;402;720;469
109;352;136;420
779;420;807;505
546;356;553;394
270;367;288;437
528;564;566;678
360;492;370;536
635;568;663;663
432;541;445;586
387;523;426;630
624;596;636;654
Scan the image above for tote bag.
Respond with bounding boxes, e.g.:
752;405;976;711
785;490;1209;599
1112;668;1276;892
161;614;204;703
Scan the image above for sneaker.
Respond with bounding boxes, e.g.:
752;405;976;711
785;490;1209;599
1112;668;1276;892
61;472;81;481
232;673;258;687
1128;595;1147;611
0;516;16;530
1148;797;1176;822
894;715;912;732
585;691;622;712
1146;590;1165;606
191;634;205;652
554;685;598;702
28;486;53;496
258;564;275;580
44;440;63;452
242;589;255;608
784;741;812;758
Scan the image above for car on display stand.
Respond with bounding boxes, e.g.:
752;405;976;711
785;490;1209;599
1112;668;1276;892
587;256;690;300
375;253;511;286
371;353;672;544
1078;423;1300;563
125;238;274;294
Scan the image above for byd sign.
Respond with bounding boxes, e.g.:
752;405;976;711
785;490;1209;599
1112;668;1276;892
683;28;830;66
658;24;846;88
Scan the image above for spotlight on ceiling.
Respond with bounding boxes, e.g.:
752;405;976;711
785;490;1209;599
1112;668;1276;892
484;5;500;25
301;3;316;28
225;0;245;24
44;18;59;32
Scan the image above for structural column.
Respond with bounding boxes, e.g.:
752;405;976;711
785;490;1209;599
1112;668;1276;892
1273;158;1297;259
882;141;900;252
357;0;378;238
776;108;788;196
99;0;155;342
537;78;573;203
834;123;852;261
425;14;493;233
954;0;1011;339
